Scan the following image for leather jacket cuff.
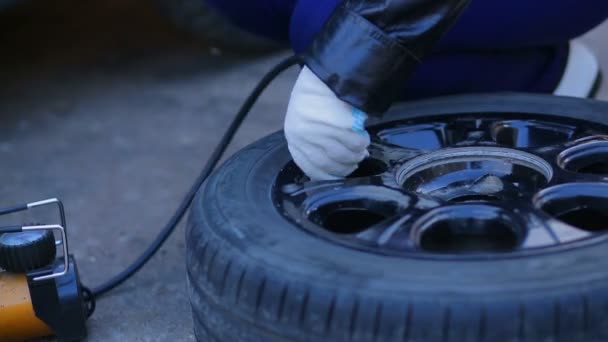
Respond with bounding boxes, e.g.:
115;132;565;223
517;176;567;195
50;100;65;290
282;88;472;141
301;5;420;116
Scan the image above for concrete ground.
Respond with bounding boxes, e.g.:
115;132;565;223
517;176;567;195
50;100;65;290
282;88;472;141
0;1;605;341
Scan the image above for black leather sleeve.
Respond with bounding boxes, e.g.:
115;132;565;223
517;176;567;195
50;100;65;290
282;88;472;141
301;0;470;115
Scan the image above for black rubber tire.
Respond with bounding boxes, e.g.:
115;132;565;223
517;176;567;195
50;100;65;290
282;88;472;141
187;93;608;342
153;0;282;54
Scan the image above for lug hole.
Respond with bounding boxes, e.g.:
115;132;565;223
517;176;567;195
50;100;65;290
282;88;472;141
323;208;387;234
414;205;523;253
535;183;608;232
558;140;608;175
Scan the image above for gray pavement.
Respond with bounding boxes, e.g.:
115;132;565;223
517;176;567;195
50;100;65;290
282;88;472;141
0;1;605;341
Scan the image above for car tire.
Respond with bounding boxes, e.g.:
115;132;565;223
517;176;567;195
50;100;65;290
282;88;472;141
187;93;608;341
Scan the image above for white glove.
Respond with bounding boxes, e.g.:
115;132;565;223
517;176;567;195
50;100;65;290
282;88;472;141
284;66;371;180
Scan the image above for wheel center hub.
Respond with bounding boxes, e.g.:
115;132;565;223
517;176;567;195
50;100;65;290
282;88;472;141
397;147;553;203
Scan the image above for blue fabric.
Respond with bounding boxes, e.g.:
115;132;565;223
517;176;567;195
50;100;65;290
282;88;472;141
438;0;608;51
205;0;295;42
401;45;569;100
206;0;608;98
288;0;608;53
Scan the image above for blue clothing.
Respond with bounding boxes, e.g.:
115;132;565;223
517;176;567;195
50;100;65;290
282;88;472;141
208;0;608;99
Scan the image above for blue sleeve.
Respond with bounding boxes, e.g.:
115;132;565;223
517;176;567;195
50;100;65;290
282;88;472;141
204;0;607;52
205;0;606;101
289;0;341;53
288;0;608;53
204;0;297;42
438;0;608;50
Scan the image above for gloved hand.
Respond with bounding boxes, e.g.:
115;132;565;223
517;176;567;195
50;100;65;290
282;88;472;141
284;66;371;180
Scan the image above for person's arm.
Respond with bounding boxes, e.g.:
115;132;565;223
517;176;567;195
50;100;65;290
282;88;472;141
301;0;470;115
286;0;469;180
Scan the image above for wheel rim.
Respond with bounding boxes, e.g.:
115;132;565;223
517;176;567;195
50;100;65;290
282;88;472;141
274;114;608;258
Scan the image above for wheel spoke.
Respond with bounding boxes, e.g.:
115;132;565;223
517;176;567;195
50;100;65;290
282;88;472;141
522;208;593;248
551;168;608;185
280;176;390;199
529;143;568;160
521;226;558;248
491;119;578;150
549;221;593;243
368;140;423;164
355;210;423;250
279;179;344;199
